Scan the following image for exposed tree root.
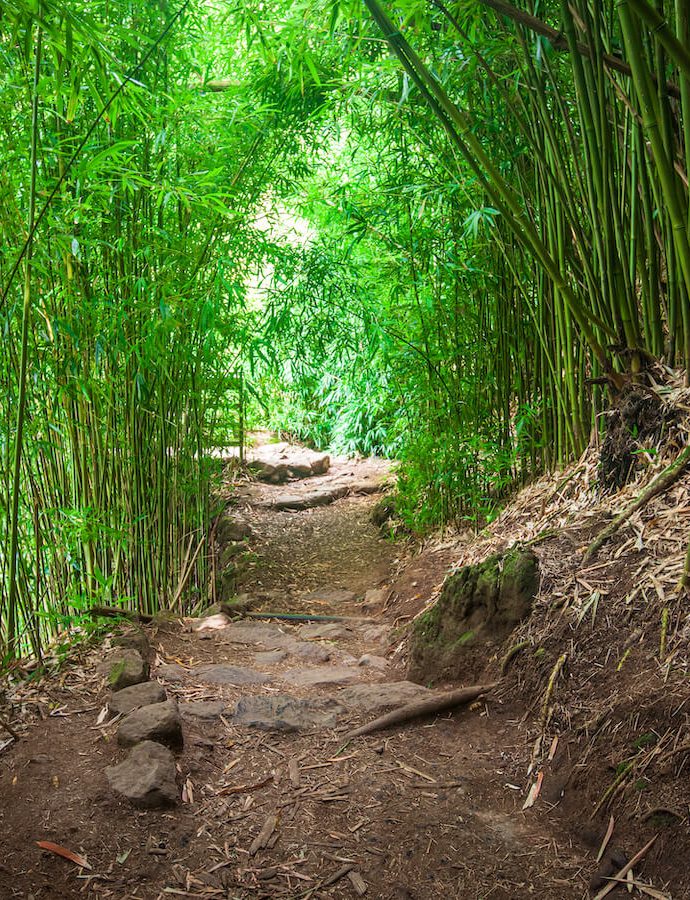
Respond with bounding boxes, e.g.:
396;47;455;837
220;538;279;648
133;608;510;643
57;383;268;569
344;682;497;741
582;444;690;565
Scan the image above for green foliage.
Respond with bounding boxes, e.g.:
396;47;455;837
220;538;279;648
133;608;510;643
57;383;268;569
2;0;690;657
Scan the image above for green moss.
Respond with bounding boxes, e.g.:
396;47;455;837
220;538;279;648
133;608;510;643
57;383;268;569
455;630;475;646
108;659;126;686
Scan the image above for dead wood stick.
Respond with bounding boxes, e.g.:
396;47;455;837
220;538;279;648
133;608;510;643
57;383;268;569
87;605;154;623
344;682;497;741
591;833;658;900
583;444;690;565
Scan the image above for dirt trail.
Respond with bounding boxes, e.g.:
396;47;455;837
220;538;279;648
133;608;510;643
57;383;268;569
0;448;593;899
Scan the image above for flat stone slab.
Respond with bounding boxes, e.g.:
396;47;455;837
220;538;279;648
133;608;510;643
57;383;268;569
268;487;348;511
106;741;178;808
218;622;292;646
232;694;345;732
297;623;355;642
302;588;358;605
109;682;167;717
108;649;149;692
282;666;361;687
117;699;183;749
254;650;289;666
337;682;432;712
179;701;231;719
196;664;273;685
357;654;388;669
288;641;332;662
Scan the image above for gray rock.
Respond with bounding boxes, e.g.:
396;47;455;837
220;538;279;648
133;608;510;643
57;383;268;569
113;627;150;658
309;454;330;475
109;682;167;717
196;664;273;686
179;701;230;719
117;699;183;749
232;694;344;732
219;622;292;646
362;588;387;613
249;460;289;484
217;516;253;543
282;666;361;687
302;587;358;606
337;682;432;712
156;663;187;683
357;654;388;670
408;548;539;685
288;641;332;662
108;649;149;691
288;461;314;478
106;741;178;808
269;487;349;511
254;650;288;666
297;622;354;642
361;624;393;649
192;613;231;632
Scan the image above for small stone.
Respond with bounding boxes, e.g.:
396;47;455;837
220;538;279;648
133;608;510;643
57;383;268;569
179;701;230;719
297;623;354;642
113;627;150;658
254;650;288;666
117;699;183;749
249;460;289;484
192;613;231;632
282;666;360;687
106;741;178;808
361;625;393;649
108;649;149;691
196;664;273;686
337;682;431;712
232;694;345;731
156;663;187;683
109;682;167;717
357;654;388;669
309;454;330;475
361;589;387;613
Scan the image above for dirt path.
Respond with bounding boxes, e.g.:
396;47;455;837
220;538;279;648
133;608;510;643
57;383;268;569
0;448;593;899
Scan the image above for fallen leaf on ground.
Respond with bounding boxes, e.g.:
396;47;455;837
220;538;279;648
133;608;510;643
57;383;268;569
36;840;92;870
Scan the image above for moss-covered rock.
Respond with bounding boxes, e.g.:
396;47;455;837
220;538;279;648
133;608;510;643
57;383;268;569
407;547;538;685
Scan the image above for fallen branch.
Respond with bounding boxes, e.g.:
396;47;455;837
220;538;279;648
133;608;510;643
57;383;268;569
87;606;154;623
592;834;658;900
344;682;497;741
583;444;690;565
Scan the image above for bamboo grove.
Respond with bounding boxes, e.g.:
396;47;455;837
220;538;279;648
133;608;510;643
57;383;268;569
1;0;689;660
